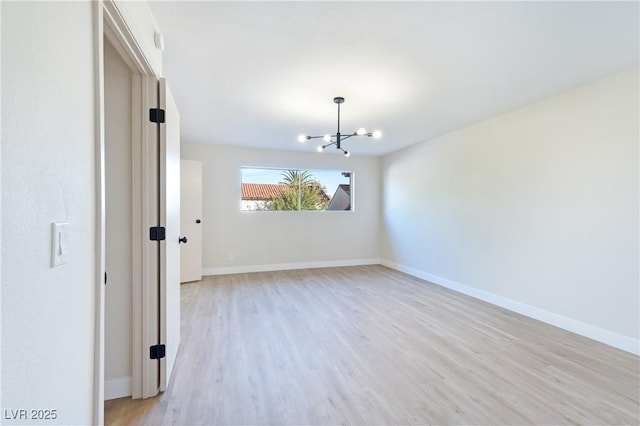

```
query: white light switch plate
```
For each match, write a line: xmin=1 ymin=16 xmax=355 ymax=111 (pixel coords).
xmin=51 ymin=222 xmax=70 ymax=267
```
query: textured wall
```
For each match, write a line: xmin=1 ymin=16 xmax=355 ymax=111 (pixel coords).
xmin=2 ymin=2 xmax=97 ymax=423
xmin=381 ymin=68 xmax=639 ymax=350
xmin=181 ymin=144 xmax=382 ymax=273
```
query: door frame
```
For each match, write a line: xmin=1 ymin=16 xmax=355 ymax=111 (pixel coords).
xmin=94 ymin=1 xmax=159 ymax=422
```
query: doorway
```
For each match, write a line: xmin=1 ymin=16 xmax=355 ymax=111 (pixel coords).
xmin=103 ymin=36 xmax=134 ymax=401
xmin=97 ymin=4 xmax=182 ymax=423
xmin=180 ymin=159 xmax=203 ymax=283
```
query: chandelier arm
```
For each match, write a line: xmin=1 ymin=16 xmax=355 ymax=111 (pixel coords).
xmin=299 ymin=96 xmax=381 ymax=155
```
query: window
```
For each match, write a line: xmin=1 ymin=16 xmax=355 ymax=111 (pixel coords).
xmin=241 ymin=167 xmax=352 ymax=211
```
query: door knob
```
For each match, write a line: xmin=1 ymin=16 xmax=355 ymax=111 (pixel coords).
xmin=179 ymin=236 xmax=188 ymax=244
xmin=196 ymin=219 xmax=201 ymax=224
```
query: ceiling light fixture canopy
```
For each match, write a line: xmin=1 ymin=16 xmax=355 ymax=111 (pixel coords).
xmin=298 ymin=96 xmax=381 ymax=157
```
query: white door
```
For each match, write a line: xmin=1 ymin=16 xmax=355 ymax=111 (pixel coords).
xmin=158 ymin=77 xmax=182 ymax=391
xmin=141 ymin=76 xmax=181 ymax=396
xmin=180 ymin=160 xmax=203 ymax=283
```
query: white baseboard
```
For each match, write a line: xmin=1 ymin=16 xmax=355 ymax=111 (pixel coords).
xmin=380 ymin=260 xmax=640 ymax=356
xmin=105 ymin=377 xmax=132 ymax=400
xmin=202 ymin=258 xmax=381 ymax=276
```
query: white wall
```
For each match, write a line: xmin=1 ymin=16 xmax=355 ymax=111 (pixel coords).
xmin=113 ymin=1 xmax=163 ymax=77
xmin=381 ymin=68 xmax=639 ymax=353
xmin=2 ymin=2 xmax=97 ymax=423
xmin=104 ymin=38 xmax=133 ymax=399
xmin=181 ymin=144 xmax=381 ymax=274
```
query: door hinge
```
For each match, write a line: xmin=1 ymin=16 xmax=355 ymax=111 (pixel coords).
xmin=149 ymin=108 xmax=165 ymax=123
xmin=150 ymin=344 xmax=166 ymax=360
xmin=150 ymin=226 xmax=166 ymax=241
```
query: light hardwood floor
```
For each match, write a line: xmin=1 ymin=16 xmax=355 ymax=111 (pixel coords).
xmin=105 ymin=265 xmax=639 ymax=425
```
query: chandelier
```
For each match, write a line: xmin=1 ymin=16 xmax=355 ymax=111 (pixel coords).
xmin=298 ymin=97 xmax=381 ymax=157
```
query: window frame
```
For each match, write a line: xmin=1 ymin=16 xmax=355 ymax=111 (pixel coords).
xmin=240 ymin=166 xmax=354 ymax=212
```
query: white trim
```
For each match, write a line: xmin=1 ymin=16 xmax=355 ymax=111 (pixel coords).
xmin=103 ymin=1 xmax=155 ymax=76
xmin=202 ymin=258 xmax=639 ymax=355
xmin=141 ymin=75 xmax=160 ymax=398
xmin=104 ymin=377 xmax=132 ymax=400
xmin=93 ymin=2 xmax=106 ymax=424
xmin=202 ymin=258 xmax=381 ymax=276
xmin=130 ymin=74 xmax=143 ymax=399
xmin=381 ymin=260 xmax=640 ymax=356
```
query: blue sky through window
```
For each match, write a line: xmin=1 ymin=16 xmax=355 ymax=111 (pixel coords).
xmin=241 ymin=167 xmax=350 ymax=197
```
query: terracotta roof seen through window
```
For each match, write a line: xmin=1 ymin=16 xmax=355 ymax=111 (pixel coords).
xmin=242 ymin=183 xmax=289 ymax=200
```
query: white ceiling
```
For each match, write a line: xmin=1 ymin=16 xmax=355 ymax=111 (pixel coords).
xmin=149 ymin=1 xmax=639 ymax=156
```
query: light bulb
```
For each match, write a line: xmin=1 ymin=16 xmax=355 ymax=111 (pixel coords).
xmin=298 ymin=134 xmax=307 ymax=143
xmin=372 ymin=130 xmax=382 ymax=138
xmin=356 ymin=128 xmax=366 ymax=136
xmin=344 ymin=150 xmax=350 ymax=157
xmin=323 ymin=134 xmax=331 ymax=142
xmin=317 ymin=145 xmax=325 ymax=152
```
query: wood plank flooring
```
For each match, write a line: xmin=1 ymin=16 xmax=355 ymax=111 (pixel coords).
xmin=105 ymin=265 xmax=640 ymax=425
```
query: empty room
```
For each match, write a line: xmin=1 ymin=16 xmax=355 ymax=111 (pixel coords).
xmin=1 ymin=1 xmax=638 ymax=425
